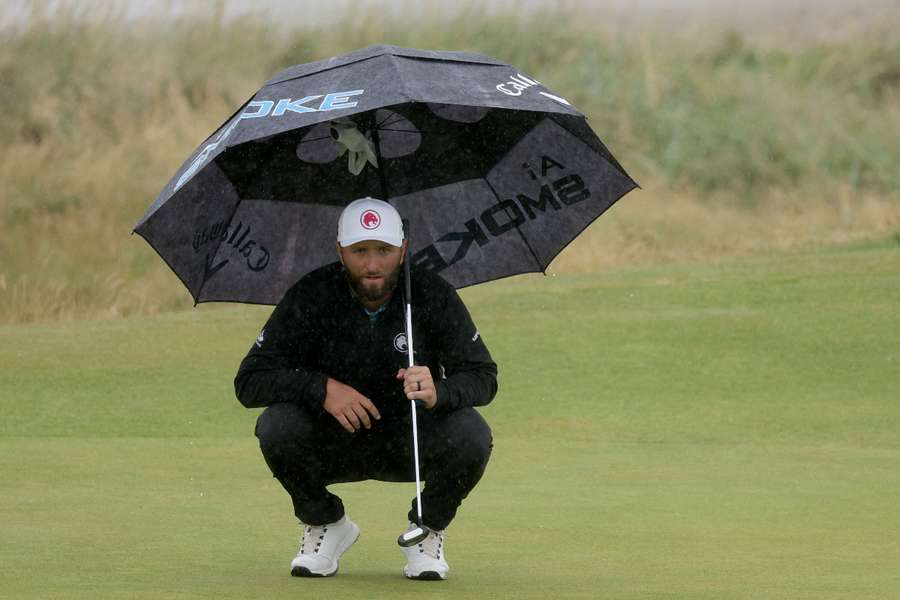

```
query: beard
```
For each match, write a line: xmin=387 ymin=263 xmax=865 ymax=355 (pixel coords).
xmin=345 ymin=261 xmax=402 ymax=305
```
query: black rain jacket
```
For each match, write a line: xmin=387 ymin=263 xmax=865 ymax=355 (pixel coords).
xmin=234 ymin=262 xmax=497 ymax=417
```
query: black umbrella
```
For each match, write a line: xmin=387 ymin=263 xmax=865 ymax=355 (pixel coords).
xmin=133 ymin=44 xmax=638 ymax=546
xmin=133 ymin=44 xmax=637 ymax=305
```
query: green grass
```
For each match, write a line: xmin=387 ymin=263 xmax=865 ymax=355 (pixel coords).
xmin=2 ymin=246 xmax=898 ymax=599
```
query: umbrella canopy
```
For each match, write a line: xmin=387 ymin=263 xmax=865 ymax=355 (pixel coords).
xmin=134 ymin=44 xmax=638 ymax=304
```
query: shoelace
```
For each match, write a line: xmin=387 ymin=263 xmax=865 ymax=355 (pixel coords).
xmin=298 ymin=524 xmax=328 ymax=555
xmin=417 ymin=530 xmax=444 ymax=559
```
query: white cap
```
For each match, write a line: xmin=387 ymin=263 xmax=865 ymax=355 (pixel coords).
xmin=337 ymin=197 xmax=404 ymax=248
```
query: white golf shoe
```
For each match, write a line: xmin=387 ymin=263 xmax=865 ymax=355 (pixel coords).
xmin=401 ymin=524 xmax=449 ymax=580
xmin=290 ymin=515 xmax=360 ymax=577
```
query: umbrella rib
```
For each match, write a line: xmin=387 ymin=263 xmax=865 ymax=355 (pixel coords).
xmin=482 ymin=177 xmax=545 ymax=275
xmin=298 ymin=135 xmax=333 ymax=143
xmin=377 ymin=114 xmax=405 ymax=128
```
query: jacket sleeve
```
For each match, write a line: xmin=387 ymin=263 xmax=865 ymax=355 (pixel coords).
xmin=233 ymin=285 xmax=328 ymax=412
xmin=432 ymin=286 xmax=498 ymax=413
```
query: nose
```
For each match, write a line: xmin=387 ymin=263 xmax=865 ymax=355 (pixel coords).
xmin=364 ymin=254 xmax=380 ymax=273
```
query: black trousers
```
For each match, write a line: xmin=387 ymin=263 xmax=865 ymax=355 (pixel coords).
xmin=254 ymin=403 xmax=493 ymax=531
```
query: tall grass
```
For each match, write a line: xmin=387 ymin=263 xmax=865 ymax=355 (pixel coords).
xmin=1 ymin=1 xmax=899 ymax=323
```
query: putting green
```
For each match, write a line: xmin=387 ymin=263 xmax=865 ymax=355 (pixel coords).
xmin=2 ymin=245 xmax=898 ymax=599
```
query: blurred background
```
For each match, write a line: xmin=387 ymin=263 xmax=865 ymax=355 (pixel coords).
xmin=2 ymin=0 xmax=898 ymax=324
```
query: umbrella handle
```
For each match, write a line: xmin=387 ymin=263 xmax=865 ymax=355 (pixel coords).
xmin=404 ymin=298 xmax=422 ymax=408
xmin=401 ymin=219 xmax=414 ymax=366
xmin=401 ymin=228 xmax=423 ymax=407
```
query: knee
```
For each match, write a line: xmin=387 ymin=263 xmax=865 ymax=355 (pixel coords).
xmin=445 ymin=409 xmax=493 ymax=466
xmin=254 ymin=402 xmax=313 ymax=448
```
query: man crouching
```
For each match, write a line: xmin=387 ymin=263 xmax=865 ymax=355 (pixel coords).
xmin=234 ymin=197 xmax=497 ymax=580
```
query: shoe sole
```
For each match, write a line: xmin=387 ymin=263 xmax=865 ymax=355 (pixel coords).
xmin=291 ymin=529 xmax=360 ymax=578
xmin=291 ymin=566 xmax=330 ymax=578
xmin=404 ymin=570 xmax=446 ymax=581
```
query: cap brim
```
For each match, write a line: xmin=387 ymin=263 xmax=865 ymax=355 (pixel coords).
xmin=338 ymin=234 xmax=404 ymax=248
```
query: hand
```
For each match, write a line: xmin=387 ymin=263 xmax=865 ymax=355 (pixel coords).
xmin=396 ymin=366 xmax=437 ymax=410
xmin=324 ymin=378 xmax=381 ymax=433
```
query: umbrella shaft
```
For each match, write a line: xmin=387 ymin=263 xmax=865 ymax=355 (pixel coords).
xmin=405 ymin=302 xmax=415 ymax=367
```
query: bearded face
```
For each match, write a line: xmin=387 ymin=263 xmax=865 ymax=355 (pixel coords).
xmin=346 ymin=258 xmax=402 ymax=304
xmin=337 ymin=240 xmax=406 ymax=308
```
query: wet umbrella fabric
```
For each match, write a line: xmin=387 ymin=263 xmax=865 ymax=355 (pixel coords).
xmin=134 ymin=44 xmax=638 ymax=305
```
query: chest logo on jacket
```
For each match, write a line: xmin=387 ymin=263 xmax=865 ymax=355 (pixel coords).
xmin=393 ymin=332 xmax=408 ymax=353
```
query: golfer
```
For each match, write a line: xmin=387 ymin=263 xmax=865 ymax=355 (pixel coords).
xmin=234 ymin=197 xmax=497 ymax=580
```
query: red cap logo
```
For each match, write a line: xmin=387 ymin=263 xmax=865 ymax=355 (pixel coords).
xmin=361 ymin=210 xmax=381 ymax=230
